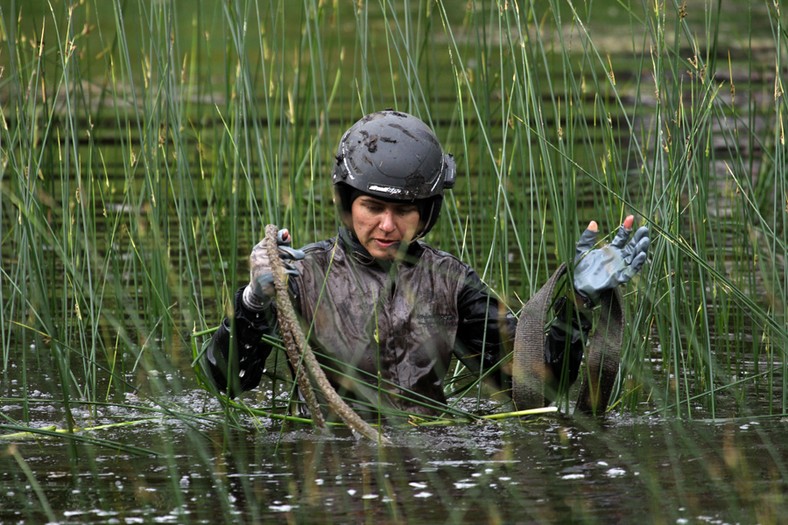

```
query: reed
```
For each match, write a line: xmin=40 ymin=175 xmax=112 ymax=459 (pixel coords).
xmin=0 ymin=0 xmax=783 ymax=430
xmin=0 ymin=0 xmax=786 ymax=522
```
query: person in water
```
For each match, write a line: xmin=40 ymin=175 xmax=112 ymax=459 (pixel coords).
xmin=203 ymin=110 xmax=650 ymax=418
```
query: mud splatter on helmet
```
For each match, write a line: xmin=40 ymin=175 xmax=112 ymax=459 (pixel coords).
xmin=332 ymin=110 xmax=456 ymax=239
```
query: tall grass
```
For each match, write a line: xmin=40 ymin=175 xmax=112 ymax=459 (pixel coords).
xmin=0 ymin=0 xmax=784 ymax=421
xmin=0 ymin=0 xmax=786 ymax=521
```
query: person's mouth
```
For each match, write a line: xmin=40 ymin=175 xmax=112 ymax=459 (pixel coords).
xmin=374 ymin=238 xmax=399 ymax=249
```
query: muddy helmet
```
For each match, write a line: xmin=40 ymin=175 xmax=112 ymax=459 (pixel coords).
xmin=332 ymin=110 xmax=456 ymax=239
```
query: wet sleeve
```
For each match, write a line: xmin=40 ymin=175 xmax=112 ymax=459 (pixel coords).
xmin=203 ymin=287 xmax=278 ymax=397
xmin=454 ymin=269 xmax=517 ymax=391
xmin=454 ymin=268 xmax=593 ymax=395
xmin=543 ymin=295 xmax=592 ymax=388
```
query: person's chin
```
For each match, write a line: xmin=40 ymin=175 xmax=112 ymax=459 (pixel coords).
xmin=369 ymin=242 xmax=401 ymax=260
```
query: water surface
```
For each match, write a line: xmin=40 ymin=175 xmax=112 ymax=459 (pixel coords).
xmin=2 ymin=387 xmax=785 ymax=524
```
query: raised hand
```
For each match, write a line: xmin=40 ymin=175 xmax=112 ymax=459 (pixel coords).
xmin=573 ymin=215 xmax=650 ymax=304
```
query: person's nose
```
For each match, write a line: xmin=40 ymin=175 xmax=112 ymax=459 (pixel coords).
xmin=378 ymin=209 xmax=396 ymax=232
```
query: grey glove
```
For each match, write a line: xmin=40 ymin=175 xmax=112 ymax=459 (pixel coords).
xmin=573 ymin=218 xmax=650 ymax=304
xmin=241 ymin=229 xmax=305 ymax=311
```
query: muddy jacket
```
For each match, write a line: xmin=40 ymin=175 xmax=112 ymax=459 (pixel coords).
xmin=204 ymin=228 xmax=585 ymax=416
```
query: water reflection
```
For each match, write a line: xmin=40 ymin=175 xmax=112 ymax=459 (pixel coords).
xmin=3 ymin=390 xmax=782 ymax=524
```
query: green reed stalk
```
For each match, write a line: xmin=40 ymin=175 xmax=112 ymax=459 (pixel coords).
xmin=8 ymin=445 xmax=56 ymax=522
xmin=480 ymin=0 xmax=782 ymax=416
xmin=766 ymin=0 xmax=787 ymax=411
xmin=0 ymin=0 xmax=782 ymax=434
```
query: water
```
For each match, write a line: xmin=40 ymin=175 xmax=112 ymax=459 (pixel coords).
xmin=2 ymin=387 xmax=785 ymax=523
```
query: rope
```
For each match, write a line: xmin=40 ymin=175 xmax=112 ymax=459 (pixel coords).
xmin=263 ymin=224 xmax=391 ymax=444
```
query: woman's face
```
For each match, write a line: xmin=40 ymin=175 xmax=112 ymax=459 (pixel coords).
xmin=351 ymin=195 xmax=421 ymax=260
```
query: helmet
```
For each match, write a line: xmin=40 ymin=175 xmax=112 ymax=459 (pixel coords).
xmin=332 ymin=110 xmax=456 ymax=238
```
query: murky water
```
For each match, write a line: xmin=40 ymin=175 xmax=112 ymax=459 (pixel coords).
xmin=2 ymin=386 xmax=785 ymax=524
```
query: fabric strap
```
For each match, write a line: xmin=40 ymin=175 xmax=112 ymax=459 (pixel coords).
xmin=512 ymin=263 xmax=625 ymax=416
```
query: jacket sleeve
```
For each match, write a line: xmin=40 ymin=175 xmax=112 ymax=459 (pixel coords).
xmin=543 ymin=294 xmax=592 ymax=389
xmin=454 ymin=268 xmax=592 ymax=394
xmin=454 ymin=268 xmax=517 ymax=390
xmin=202 ymin=287 xmax=278 ymax=397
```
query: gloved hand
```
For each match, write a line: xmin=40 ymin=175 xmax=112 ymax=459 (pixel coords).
xmin=241 ymin=229 xmax=305 ymax=311
xmin=573 ymin=215 xmax=650 ymax=304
